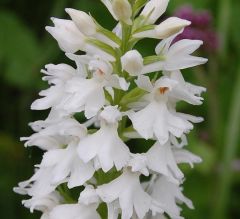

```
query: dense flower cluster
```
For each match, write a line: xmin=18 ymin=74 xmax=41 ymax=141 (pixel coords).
xmin=15 ymin=0 xmax=207 ymax=219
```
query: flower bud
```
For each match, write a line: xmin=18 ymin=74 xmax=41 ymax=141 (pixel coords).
xmin=65 ymin=8 xmax=96 ymax=36
xmin=121 ymin=50 xmax=143 ymax=76
xmin=112 ymin=0 xmax=132 ymax=25
xmin=155 ymin=17 xmax=191 ymax=39
xmin=141 ymin=0 xmax=169 ymax=24
xmin=46 ymin=18 xmax=86 ymax=53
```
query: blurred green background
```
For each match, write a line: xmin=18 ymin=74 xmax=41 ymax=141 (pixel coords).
xmin=0 ymin=0 xmax=239 ymax=218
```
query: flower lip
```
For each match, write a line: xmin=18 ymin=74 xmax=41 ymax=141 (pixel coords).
xmin=96 ymin=69 xmax=104 ymax=76
xmin=159 ymin=87 xmax=169 ymax=95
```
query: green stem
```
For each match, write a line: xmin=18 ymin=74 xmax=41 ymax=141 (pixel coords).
xmin=208 ymin=56 xmax=221 ymax=146
xmin=193 ymin=65 xmax=220 ymax=145
xmin=121 ymin=22 xmax=132 ymax=54
xmin=113 ymin=22 xmax=133 ymax=105
xmin=217 ymin=0 xmax=231 ymax=57
xmin=58 ymin=184 xmax=76 ymax=204
xmin=212 ymin=65 xmax=240 ymax=219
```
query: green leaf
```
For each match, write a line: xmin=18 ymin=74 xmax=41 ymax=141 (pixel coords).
xmin=0 ymin=10 xmax=42 ymax=89
xmin=86 ymin=38 xmax=117 ymax=61
xmin=119 ymin=87 xmax=147 ymax=109
xmin=143 ymin=55 xmax=165 ymax=65
xmin=97 ymin=26 xmax=122 ymax=45
xmin=94 ymin=168 xmax=121 ymax=185
xmin=132 ymin=23 xmax=155 ymax=35
xmin=97 ymin=203 xmax=108 ymax=219
xmin=95 ymin=20 xmax=121 ymax=44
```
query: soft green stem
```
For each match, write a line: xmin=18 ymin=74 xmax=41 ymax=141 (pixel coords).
xmin=217 ymin=0 xmax=231 ymax=56
xmin=193 ymin=65 xmax=220 ymax=145
xmin=58 ymin=184 xmax=76 ymax=204
xmin=208 ymin=56 xmax=221 ymax=146
xmin=121 ymin=22 xmax=132 ymax=53
xmin=213 ymin=65 xmax=240 ymax=219
xmin=113 ymin=22 xmax=133 ymax=106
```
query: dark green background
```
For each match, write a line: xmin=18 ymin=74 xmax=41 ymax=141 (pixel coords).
xmin=0 ymin=0 xmax=239 ymax=218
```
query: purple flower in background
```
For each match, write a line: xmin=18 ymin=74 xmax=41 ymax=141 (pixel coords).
xmin=174 ymin=5 xmax=219 ymax=53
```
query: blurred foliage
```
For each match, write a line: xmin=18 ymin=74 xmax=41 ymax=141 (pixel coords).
xmin=0 ymin=0 xmax=239 ymax=219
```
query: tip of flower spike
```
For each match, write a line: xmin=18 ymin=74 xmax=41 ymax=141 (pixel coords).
xmin=65 ymin=8 xmax=73 ymax=13
xmin=197 ymin=40 xmax=204 ymax=45
xmin=65 ymin=8 xmax=80 ymax=17
xmin=45 ymin=26 xmax=53 ymax=33
xmin=50 ymin=17 xmax=56 ymax=22
xmin=20 ymin=137 xmax=28 ymax=142
xmin=13 ymin=187 xmax=27 ymax=195
xmin=196 ymin=117 xmax=204 ymax=123
xmin=202 ymin=58 xmax=208 ymax=63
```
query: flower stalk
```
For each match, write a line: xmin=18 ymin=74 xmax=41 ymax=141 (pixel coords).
xmin=15 ymin=1 xmax=207 ymax=219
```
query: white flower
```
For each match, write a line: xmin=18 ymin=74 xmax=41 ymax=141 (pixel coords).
xmin=142 ymin=35 xmax=208 ymax=73
xmin=145 ymin=141 xmax=198 ymax=182
xmin=46 ymin=18 xmax=116 ymax=61
xmin=46 ymin=18 xmax=86 ymax=53
xmin=134 ymin=17 xmax=191 ymax=39
xmin=39 ymin=141 xmax=95 ymax=189
xmin=148 ymin=176 xmax=193 ymax=219
xmin=21 ymin=192 xmax=62 ymax=219
xmin=121 ymin=50 xmax=144 ymax=76
xmin=78 ymin=106 xmax=130 ymax=172
xmin=21 ymin=115 xmax=87 ymax=150
xmin=59 ymin=58 xmax=129 ymax=118
xmin=165 ymin=70 xmax=206 ymax=105
xmin=65 ymin=8 xmax=96 ymax=36
xmin=173 ymin=148 xmax=202 ymax=168
xmin=129 ymin=140 xmax=201 ymax=184
xmin=129 ymin=76 xmax=200 ymax=144
xmin=129 ymin=142 xmax=183 ymax=183
xmin=59 ymin=76 xmax=105 ymax=118
xmin=31 ymin=64 xmax=77 ymax=111
xmin=16 ymin=141 xmax=95 ymax=197
xmin=16 ymin=1 xmax=207 ymax=218
xmin=101 ymin=0 xmax=132 ymax=25
xmin=65 ymin=8 xmax=119 ymax=48
xmin=49 ymin=204 xmax=100 ymax=219
xmin=41 ymin=63 xmax=77 ymax=84
xmin=96 ymin=169 xmax=163 ymax=219
xmin=15 ymin=167 xmax=58 ymax=197
xmin=141 ymin=0 xmax=169 ymax=24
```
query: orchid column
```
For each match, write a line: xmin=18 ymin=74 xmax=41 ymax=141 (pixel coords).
xmin=15 ymin=0 xmax=207 ymax=219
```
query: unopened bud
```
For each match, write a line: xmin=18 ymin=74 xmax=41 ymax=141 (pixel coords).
xmin=46 ymin=18 xmax=86 ymax=53
xmin=141 ymin=0 xmax=169 ymax=24
xmin=112 ymin=0 xmax=132 ymax=25
xmin=155 ymin=17 xmax=191 ymax=39
xmin=65 ymin=8 xmax=96 ymax=36
xmin=121 ymin=50 xmax=143 ymax=76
